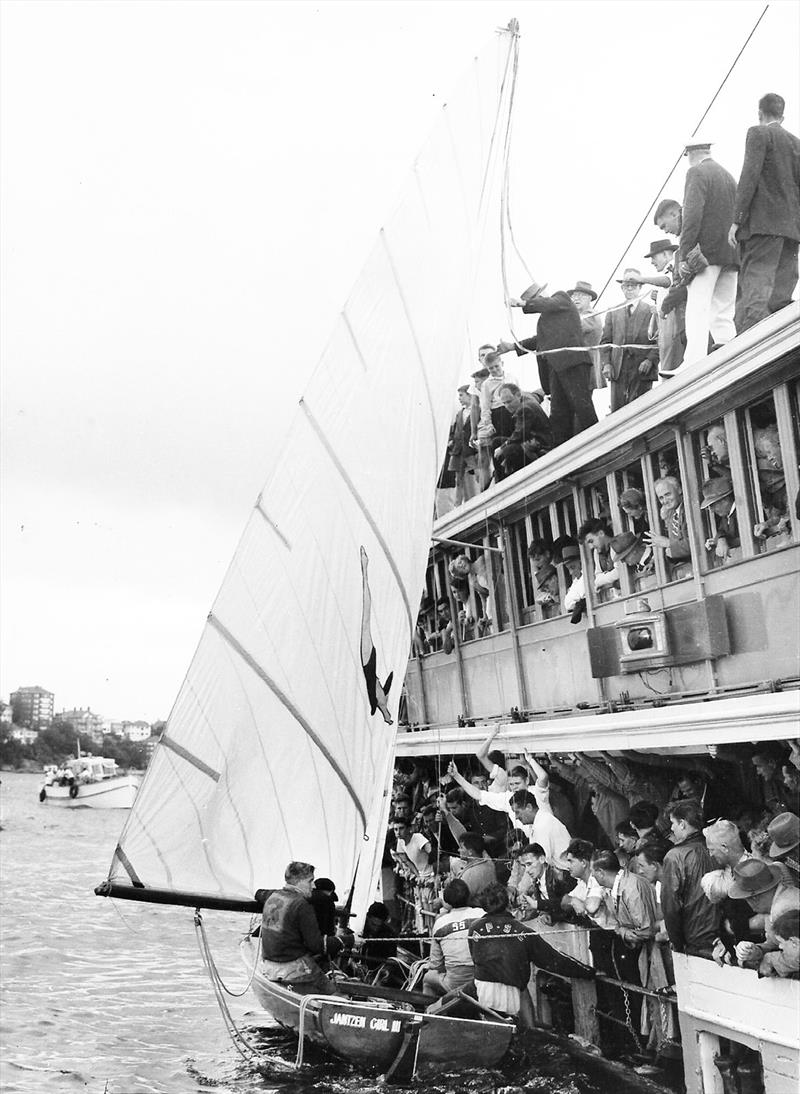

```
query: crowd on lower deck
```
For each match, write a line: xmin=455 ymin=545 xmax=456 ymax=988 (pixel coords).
xmin=376 ymin=732 xmax=800 ymax=1070
xmin=438 ymin=93 xmax=799 ymax=512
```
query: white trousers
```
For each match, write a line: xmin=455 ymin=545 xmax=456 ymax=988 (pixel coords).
xmin=683 ymin=265 xmax=738 ymax=366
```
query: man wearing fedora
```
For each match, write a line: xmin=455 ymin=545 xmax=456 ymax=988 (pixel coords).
xmin=700 ymin=472 xmax=739 ymax=562
xmin=609 ymin=531 xmax=654 ymax=575
xmin=599 ymin=269 xmax=659 ymax=412
xmin=729 ymin=93 xmax=800 ymax=333
xmin=499 ymin=281 xmax=598 ymax=446
xmin=568 ymin=280 xmax=604 ymax=388
xmin=656 ymin=140 xmax=738 ymax=370
xmin=728 ymin=856 xmax=800 ymax=976
xmin=767 ymin=812 xmax=800 ymax=884
xmin=629 ymin=240 xmax=686 ymax=373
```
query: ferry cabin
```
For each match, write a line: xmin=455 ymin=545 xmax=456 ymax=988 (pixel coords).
xmin=395 ymin=304 xmax=800 ymax=1094
xmin=401 ymin=304 xmax=799 ymax=749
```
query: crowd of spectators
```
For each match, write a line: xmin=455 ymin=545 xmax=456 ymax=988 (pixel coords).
xmin=378 ymin=730 xmax=800 ymax=1069
xmin=437 ymin=93 xmax=799 ymax=511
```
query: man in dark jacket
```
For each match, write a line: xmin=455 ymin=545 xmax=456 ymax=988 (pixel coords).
xmin=260 ymin=860 xmax=333 ymax=994
xmin=730 ymin=92 xmax=800 ymax=332
xmin=600 ymin=268 xmax=659 ymax=411
xmin=499 ymin=281 xmax=598 ymax=446
xmin=662 ymin=800 xmax=719 ymax=958
xmin=492 ymin=382 xmax=553 ymax=477
xmin=656 ymin=141 xmax=738 ymax=369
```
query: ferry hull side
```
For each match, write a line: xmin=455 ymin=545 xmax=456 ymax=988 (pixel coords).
xmin=673 ymin=953 xmax=800 ymax=1094
xmin=39 ymin=776 xmax=140 ymax=809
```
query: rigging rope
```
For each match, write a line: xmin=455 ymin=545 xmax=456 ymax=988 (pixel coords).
xmin=593 ymin=2 xmax=771 ymax=307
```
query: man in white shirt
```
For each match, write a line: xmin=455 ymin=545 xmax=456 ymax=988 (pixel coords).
xmin=510 ymin=790 xmax=571 ymax=864
xmin=562 ymin=838 xmax=613 ymax=927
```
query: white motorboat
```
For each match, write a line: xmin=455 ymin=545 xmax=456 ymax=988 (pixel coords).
xmin=39 ymin=755 xmax=140 ymax=808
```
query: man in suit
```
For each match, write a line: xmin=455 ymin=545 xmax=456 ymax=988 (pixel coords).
xmin=448 ymin=384 xmax=477 ymax=506
xmin=730 ymin=92 xmax=800 ymax=332
xmin=516 ymin=842 xmax=577 ymax=923
xmin=600 ymin=268 xmax=659 ymax=411
xmin=655 ymin=140 xmax=738 ymax=370
xmin=498 ymin=281 xmax=598 ymax=446
xmin=569 ymin=280 xmax=604 ymax=388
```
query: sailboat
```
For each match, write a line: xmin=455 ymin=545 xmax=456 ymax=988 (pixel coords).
xmin=96 ymin=20 xmax=527 ymax=1077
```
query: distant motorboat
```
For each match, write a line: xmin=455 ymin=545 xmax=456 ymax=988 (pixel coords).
xmin=39 ymin=755 xmax=140 ymax=808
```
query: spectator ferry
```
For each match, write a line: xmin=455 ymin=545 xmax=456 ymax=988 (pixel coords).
xmin=395 ymin=301 xmax=800 ymax=1093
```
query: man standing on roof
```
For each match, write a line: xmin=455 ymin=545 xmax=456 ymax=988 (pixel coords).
xmin=730 ymin=93 xmax=800 ymax=333
xmin=654 ymin=139 xmax=738 ymax=371
xmin=569 ymin=280 xmax=604 ymax=389
xmin=629 ymin=239 xmax=685 ymax=373
xmin=599 ymin=268 xmax=659 ymax=411
xmin=498 ymin=280 xmax=598 ymax=446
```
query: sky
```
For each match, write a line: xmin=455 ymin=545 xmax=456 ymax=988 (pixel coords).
xmin=2 ymin=0 xmax=798 ymax=722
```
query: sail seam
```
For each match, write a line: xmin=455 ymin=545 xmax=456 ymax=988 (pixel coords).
xmin=342 ymin=309 xmax=369 ymax=372
xmin=299 ymin=398 xmax=414 ymax=634
xmin=255 ymin=496 xmax=291 ymax=551
xmin=114 ymin=844 xmax=144 ymax=887
xmin=208 ymin=612 xmax=368 ymax=829
xmin=160 ymin=735 xmax=221 ymax=781
xmin=379 ymin=229 xmax=439 ymax=460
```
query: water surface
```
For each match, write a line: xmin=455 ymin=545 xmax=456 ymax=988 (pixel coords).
xmin=1 ymin=772 xmax=609 ymax=1094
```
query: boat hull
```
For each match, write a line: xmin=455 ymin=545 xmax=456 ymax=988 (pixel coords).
xmin=39 ymin=775 xmax=140 ymax=808
xmin=244 ymin=941 xmax=514 ymax=1071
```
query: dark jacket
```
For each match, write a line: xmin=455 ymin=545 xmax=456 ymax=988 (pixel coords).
xmin=680 ymin=158 xmax=739 ymax=268
xmin=261 ymin=886 xmax=324 ymax=962
xmin=468 ymin=912 xmax=539 ymax=989
xmin=734 ymin=123 xmax=800 ymax=242
xmin=528 ymin=865 xmax=578 ymax=923
xmin=600 ymin=299 xmax=659 ymax=380
xmin=501 ymin=392 xmax=553 ymax=454
xmin=448 ymin=408 xmax=473 ymax=472
xmin=661 ymin=832 xmax=719 ymax=955
xmin=519 ymin=291 xmax=593 ymax=382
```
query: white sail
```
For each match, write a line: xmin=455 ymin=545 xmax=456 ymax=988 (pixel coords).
xmin=106 ymin=25 xmax=519 ymax=907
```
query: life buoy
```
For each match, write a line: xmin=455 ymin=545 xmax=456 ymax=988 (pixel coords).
xmin=69 ymin=783 xmax=79 ymax=799
xmin=39 ymin=787 xmax=47 ymax=802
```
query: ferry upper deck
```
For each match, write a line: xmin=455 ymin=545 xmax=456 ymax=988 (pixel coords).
xmin=399 ymin=303 xmax=800 ymax=756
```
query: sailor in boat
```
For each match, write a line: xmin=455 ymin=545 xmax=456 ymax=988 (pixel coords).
xmin=259 ymin=861 xmax=337 ymax=996
xmin=421 ymin=878 xmax=483 ymax=1001
xmin=467 ymin=882 xmax=542 ymax=1029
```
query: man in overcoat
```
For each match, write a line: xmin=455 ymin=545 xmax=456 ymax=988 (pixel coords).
xmin=730 ymin=92 xmax=800 ymax=332
xmin=600 ymin=268 xmax=659 ymax=411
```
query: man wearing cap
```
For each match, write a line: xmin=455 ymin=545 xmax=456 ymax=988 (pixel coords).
xmin=630 ymin=240 xmax=686 ymax=373
xmin=499 ymin=281 xmax=598 ymax=446
xmin=569 ymin=280 xmax=604 ymax=388
xmin=666 ymin=141 xmax=738 ymax=369
xmin=599 ymin=269 xmax=659 ymax=412
xmin=729 ymin=93 xmax=800 ymax=333
xmin=700 ymin=472 xmax=739 ymax=562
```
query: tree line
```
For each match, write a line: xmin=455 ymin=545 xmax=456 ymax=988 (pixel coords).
xmin=0 ymin=719 xmax=163 ymax=770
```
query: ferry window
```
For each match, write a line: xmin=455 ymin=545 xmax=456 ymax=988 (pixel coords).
xmin=580 ymin=482 xmax=620 ymax=604
xmin=613 ymin=464 xmax=656 ymax=590
xmin=645 ymin=449 xmax=692 ymax=582
xmin=694 ymin=421 xmax=743 ymax=569
xmin=507 ymin=517 xmax=534 ymax=619
xmin=446 ymin=540 xmax=502 ymax=640
xmin=781 ymin=379 xmax=800 ymax=540
xmin=740 ymin=394 xmax=791 ymax=553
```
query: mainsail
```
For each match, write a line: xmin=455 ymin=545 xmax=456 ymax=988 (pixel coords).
xmin=101 ymin=24 xmax=520 ymax=911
